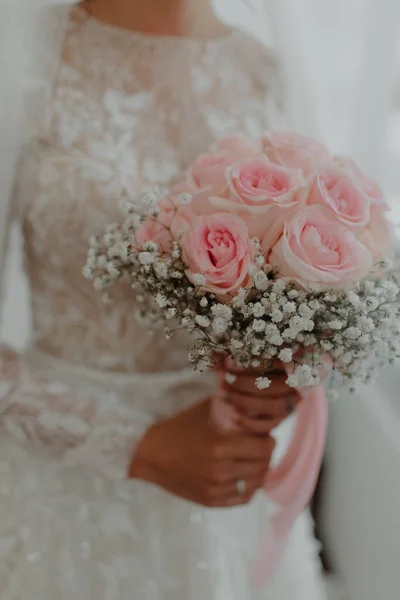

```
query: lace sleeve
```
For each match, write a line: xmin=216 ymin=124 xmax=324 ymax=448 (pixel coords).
xmin=0 ymin=347 xmax=152 ymax=481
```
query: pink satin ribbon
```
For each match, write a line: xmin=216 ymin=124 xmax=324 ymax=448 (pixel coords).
xmin=212 ymin=376 xmax=328 ymax=585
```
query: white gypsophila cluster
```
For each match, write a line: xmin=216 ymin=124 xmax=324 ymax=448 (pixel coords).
xmin=84 ymin=198 xmax=400 ymax=392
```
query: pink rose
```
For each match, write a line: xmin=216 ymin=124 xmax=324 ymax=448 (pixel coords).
xmin=170 ymin=188 xmax=216 ymax=239
xmin=262 ymin=130 xmax=332 ymax=178
xmin=226 ymin=156 xmax=305 ymax=212
xmin=334 ymin=156 xmax=389 ymax=209
xmin=269 ymin=205 xmax=373 ymax=289
xmin=135 ymin=218 xmax=172 ymax=253
xmin=181 ymin=212 xmax=255 ymax=294
xmin=134 ymin=196 xmax=175 ymax=252
xmin=358 ymin=204 xmax=394 ymax=261
xmin=307 ymin=166 xmax=370 ymax=228
xmin=187 ymin=153 xmax=233 ymax=192
xmin=211 ymin=133 xmax=262 ymax=160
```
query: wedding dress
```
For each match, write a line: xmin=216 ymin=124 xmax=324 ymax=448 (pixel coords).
xmin=0 ymin=7 xmax=327 ymax=599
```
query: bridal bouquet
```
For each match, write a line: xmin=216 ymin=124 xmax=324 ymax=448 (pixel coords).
xmin=84 ymin=130 xmax=400 ymax=582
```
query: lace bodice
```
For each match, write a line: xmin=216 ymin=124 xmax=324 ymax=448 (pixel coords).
xmin=0 ymin=6 xmax=285 ymax=480
xmin=16 ymin=6 xmax=283 ymax=373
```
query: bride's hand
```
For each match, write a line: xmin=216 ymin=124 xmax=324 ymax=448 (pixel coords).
xmin=223 ymin=367 xmax=299 ymax=434
xmin=129 ymin=399 xmax=274 ymax=507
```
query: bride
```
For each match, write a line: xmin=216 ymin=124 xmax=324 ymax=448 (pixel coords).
xmin=0 ymin=0 xmax=327 ymax=598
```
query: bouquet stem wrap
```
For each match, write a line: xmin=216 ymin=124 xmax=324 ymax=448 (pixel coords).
xmin=212 ymin=376 xmax=328 ymax=585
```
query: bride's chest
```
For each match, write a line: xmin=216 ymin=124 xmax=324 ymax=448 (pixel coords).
xmin=17 ymin=54 xmax=272 ymax=263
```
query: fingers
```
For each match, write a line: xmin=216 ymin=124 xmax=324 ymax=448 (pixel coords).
xmin=206 ymin=460 xmax=268 ymax=485
xmin=200 ymin=476 xmax=264 ymax=508
xmin=226 ymin=391 xmax=298 ymax=419
xmin=237 ymin=414 xmax=284 ymax=434
xmin=219 ymin=433 xmax=275 ymax=463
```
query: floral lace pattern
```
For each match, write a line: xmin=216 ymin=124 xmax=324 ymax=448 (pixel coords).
xmin=0 ymin=7 xmax=326 ymax=599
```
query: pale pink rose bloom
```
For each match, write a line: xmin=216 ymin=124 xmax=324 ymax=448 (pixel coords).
xmin=262 ymin=130 xmax=332 ymax=178
xmin=170 ymin=188 xmax=217 ymax=239
xmin=226 ymin=156 xmax=305 ymax=212
xmin=181 ymin=212 xmax=255 ymax=294
xmin=307 ymin=166 xmax=370 ymax=228
xmin=269 ymin=205 xmax=373 ymax=290
xmin=334 ymin=155 xmax=389 ymax=209
xmin=187 ymin=153 xmax=234 ymax=192
xmin=135 ymin=218 xmax=172 ymax=253
xmin=211 ymin=133 xmax=262 ymax=160
xmin=259 ymin=205 xmax=299 ymax=256
xmin=357 ymin=204 xmax=394 ymax=261
xmin=169 ymin=180 xmax=190 ymax=197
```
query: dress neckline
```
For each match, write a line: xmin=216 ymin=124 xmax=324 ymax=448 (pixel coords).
xmin=73 ymin=5 xmax=239 ymax=47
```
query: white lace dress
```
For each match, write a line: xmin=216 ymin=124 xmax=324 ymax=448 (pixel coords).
xmin=0 ymin=8 xmax=327 ymax=599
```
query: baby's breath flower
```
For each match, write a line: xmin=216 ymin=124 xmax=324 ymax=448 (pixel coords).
xmin=82 ymin=266 xmax=93 ymax=279
xmin=365 ymin=297 xmax=379 ymax=311
xmin=286 ymin=364 xmax=319 ymax=388
xmin=142 ymin=190 xmax=161 ymax=206
xmin=282 ymin=302 xmax=296 ymax=314
xmin=229 ymin=339 xmax=244 ymax=351
xmin=211 ymin=304 xmax=233 ymax=321
xmin=255 ymin=376 xmax=271 ymax=390
xmin=265 ymin=324 xmax=284 ymax=346
xmin=320 ymin=340 xmax=333 ymax=351
xmin=254 ymin=271 xmax=269 ymax=291
xmin=271 ymin=309 xmax=283 ymax=323
xmin=195 ymin=315 xmax=211 ymax=328
xmin=171 ymin=270 xmax=184 ymax=279
xmin=328 ymin=319 xmax=344 ymax=330
xmin=154 ymin=260 xmax=169 ymax=278
xmin=93 ymin=277 xmax=106 ymax=291
xmin=107 ymin=263 xmax=120 ymax=278
xmin=138 ymin=252 xmax=155 ymax=265
xmin=142 ymin=241 xmax=159 ymax=252
xmin=278 ymin=348 xmax=293 ymax=363
xmin=346 ymin=291 xmax=361 ymax=307
xmin=212 ymin=317 xmax=229 ymax=335
xmin=252 ymin=319 xmax=266 ymax=332
xmin=191 ymin=273 xmax=206 ymax=286
xmin=288 ymin=289 xmax=299 ymax=299
xmin=344 ymin=327 xmax=361 ymax=340
xmin=252 ymin=302 xmax=265 ymax=318
xmin=248 ymin=264 xmax=260 ymax=277
xmin=255 ymin=255 xmax=265 ymax=266
xmin=200 ymin=297 xmax=208 ymax=308
xmin=273 ymin=279 xmax=286 ymax=293
xmin=178 ymin=193 xmax=193 ymax=204
xmin=308 ymin=299 xmax=321 ymax=311
xmin=133 ymin=215 xmax=142 ymax=229
xmin=156 ymin=293 xmax=169 ymax=308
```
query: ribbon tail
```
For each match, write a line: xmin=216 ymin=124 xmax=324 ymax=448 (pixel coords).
xmin=251 ymin=385 xmax=328 ymax=585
